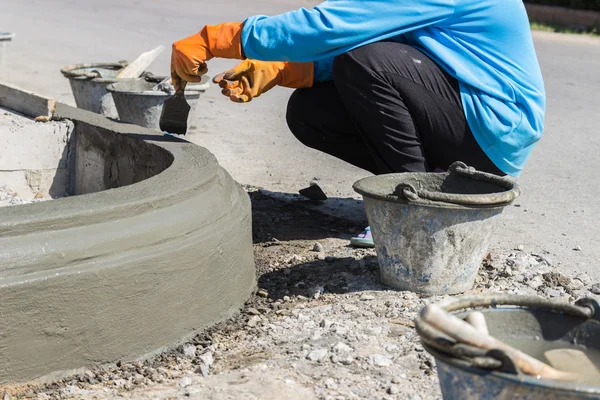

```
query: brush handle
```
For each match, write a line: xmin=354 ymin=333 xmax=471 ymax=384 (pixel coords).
xmin=421 ymin=305 xmax=579 ymax=381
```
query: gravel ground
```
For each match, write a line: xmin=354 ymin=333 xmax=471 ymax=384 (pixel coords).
xmin=0 ymin=185 xmax=46 ymax=206
xmin=2 ymin=188 xmax=599 ymax=400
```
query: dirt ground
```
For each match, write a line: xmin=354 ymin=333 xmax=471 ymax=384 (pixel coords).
xmin=2 ymin=188 xmax=599 ymax=400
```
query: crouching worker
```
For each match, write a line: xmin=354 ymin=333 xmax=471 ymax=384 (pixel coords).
xmin=170 ymin=0 xmax=545 ymax=248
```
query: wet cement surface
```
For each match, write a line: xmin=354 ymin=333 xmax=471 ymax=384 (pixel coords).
xmin=0 ymin=104 xmax=256 ymax=384
xmin=1 ymin=1 xmax=599 ymax=282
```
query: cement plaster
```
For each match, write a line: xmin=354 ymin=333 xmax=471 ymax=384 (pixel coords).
xmin=0 ymin=103 xmax=256 ymax=384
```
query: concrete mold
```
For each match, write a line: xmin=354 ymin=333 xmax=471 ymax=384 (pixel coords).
xmin=0 ymin=103 xmax=256 ymax=384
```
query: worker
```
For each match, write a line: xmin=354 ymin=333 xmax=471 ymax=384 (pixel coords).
xmin=170 ymin=0 xmax=545 ymax=248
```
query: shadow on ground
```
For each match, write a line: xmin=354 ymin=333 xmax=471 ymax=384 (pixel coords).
xmin=248 ymin=189 xmax=389 ymax=300
xmin=249 ymin=189 xmax=366 ymax=243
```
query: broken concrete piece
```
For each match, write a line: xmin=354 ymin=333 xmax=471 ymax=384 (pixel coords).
xmin=299 ymin=182 xmax=328 ymax=201
xmin=0 ymin=82 xmax=56 ymax=120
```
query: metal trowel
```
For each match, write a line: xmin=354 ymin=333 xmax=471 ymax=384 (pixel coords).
xmin=159 ymin=80 xmax=190 ymax=135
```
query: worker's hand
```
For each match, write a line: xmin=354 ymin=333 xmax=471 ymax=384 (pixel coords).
xmin=171 ymin=22 xmax=244 ymax=91
xmin=213 ymin=59 xmax=314 ymax=103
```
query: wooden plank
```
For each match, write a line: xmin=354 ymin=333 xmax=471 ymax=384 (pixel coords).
xmin=116 ymin=45 xmax=165 ymax=79
xmin=0 ymin=82 xmax=56 ymax=119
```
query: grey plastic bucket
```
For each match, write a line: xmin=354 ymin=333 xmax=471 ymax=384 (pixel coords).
xmin=415 ymin=293 xmax=600 ymax=399
xmin=0 ymin=32 xmax=15 ymax=77
xmin=353 ymin=161 xmax=520 ymax=295
xmin=61 ymin=62 xmax=135 ymax=119
xmin=106 ymin=76 xmax=209 ymax=131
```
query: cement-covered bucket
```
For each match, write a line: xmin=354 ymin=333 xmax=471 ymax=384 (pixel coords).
xmin=0 ymin=32 xmax=16 ymax=77
xmin=106 ymin=76 xmax=209 ymax=131
xmin=415 ymin=293 xmax=600 ymax=399
xmin=61 ymin=62 xmax=132 ymax=119
xmin=353 ymin=161 xmax=520 ymax=295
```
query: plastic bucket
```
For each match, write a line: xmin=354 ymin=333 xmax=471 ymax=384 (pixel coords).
xmin=0 ymin=32 xmax=16 ymax=77
xmin=353 ymin=162 xmax=520 ymax=295
xmin=60 ymin=62 xmax=138 ymax=119
xmin=106 ymin=76 xmax=209 ymax=130
xmin=415 ymin=294 xmax=600 ymax=399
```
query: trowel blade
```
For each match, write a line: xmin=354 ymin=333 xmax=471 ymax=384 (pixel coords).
xmin=159 ymin=90 xmax=190 ymax=135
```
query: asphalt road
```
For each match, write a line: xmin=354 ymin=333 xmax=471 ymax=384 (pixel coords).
xmin=1 ymin=0 xmax=599 ymax=280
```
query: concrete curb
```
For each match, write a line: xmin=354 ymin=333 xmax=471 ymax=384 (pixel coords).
xmin=0 ymin=104 xmax=256 ymax=384
xmin=526 ymin=3 xmax=600 ymax=30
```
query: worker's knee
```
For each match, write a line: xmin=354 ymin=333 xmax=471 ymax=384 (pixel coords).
xmin=286 ymin=89 xmax=317 ymax=146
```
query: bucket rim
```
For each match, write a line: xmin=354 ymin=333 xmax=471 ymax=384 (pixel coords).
xmin=106 ymin=76 xmax=210 ymax=95
xmin=60 ymin=62 xmax=128 ymax=81
xmin=353 ymin=162 xmax=520 ymax=208
xmin=0 ymin=32 xmax=16 ymax=41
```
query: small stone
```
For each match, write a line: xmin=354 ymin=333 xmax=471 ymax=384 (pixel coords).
xmin=198 ymin=351 xmax=214 ymax=367
xmin=150 ymin=372 xmax=163 ymax=383
xmin=360 ymin=293 xmax=375 ymax=301
xmin=283 ymin=296 xmax=291 ymax=302
xmin=307 ymin=349 xmax=328 ymax=362
xmin=567 ymin=278 xmax=585 ymax=291
xmin=320 ymin=319 xmax=333 ymax=329
xmin=179 ymin=376 xmax=193 ymax=388
xmin=2 ymin=392 xmax=10 ymax=400
xmin=312 ymin=243 xmax=324 ymax=252
xmin=391 ymin=376 xmax=404 ymax=384
xmin=307 ymin=286 xmax=325 ymax=299
xmin=574 ymin=246 xmax=582 ymax=251
xmin=335 ymin=326 xmax=349 ymax=336
xmin=337 ymin=355 xmax=354 ymax=365
xmin=285 ymin=254 xmax=303 ymax=264
xmin=385 ymin=344 xmax=399 ymax=352
xmin=547 ymin=288 xmax=562 ymax=297
xmin=283 ymin=269 xmax=292 ymax=275
xmin=324 ymin=256 xmax=337 ymax=263
xmin=590 ymin=284 xmax=600 ymax=295
xmin=388 ymin=385 xmax=400 ymax=395
xmin=576 ymin=273 xmax=592 ymax=286
xmin=388 ymin=325 xmax=407 ymax=337
xmin=333 ymin=342 xmax=353 ymax=354
xmin=368 ymin=354 xmax=393 ymax=367
xmin=527 ymin=275 xmax=544 ymax=289
xmin=324 ymin=378 xmax=337 ymax=389
xmin=257 ymin=289 xmax=269 ymax=298
xmin=113 ymin=379 xmax=128 ymax=388
xmin=538 ymin=255 xmax=553 ymax=266
xmin=317 ymin=253 xmax=327 ymax=261
xmin=196 ymin=364 xmax=210 ymax=377
xmin=247 ymin=308 xmax=261 ymax=315
xmin=517 ymin=245 xmax=525 ymax=251
xmin=247 ymin=315 xmax=262 ymax=327
xmin=182 ymin=344 xmax=197 ymax=358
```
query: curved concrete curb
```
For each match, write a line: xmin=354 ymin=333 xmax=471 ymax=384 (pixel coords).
xmin=0 ymin=104 xmax=256 ymax=384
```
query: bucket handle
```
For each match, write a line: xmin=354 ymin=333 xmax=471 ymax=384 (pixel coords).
xmin=398 ymin=161 xmax=521 ymax=206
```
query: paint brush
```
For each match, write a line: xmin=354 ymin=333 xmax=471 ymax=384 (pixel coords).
xmin=159 ymin=80 xmax=190 ymax=135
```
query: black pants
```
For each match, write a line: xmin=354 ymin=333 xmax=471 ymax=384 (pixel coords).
xmin=286 ymin=42 xmax=503 ymax=175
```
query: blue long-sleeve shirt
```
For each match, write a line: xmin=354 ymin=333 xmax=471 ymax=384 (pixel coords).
xmin=240 ymin=0 xmax=545 ymax=177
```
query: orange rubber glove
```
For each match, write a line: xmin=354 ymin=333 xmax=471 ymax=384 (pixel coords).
xmin=171 ymin=22 xmax=244 ymax=90
xmin=213 ymin=59 xmax=314 ymax=103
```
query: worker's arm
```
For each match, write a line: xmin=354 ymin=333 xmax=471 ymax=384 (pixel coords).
xmin=241 ymin=0 xmax=455 ymax=82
